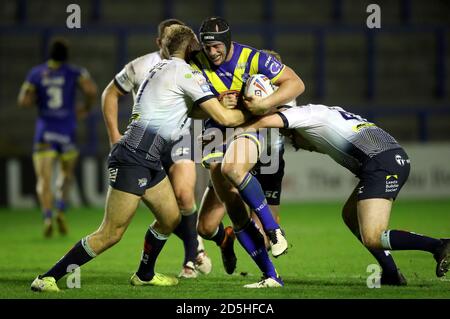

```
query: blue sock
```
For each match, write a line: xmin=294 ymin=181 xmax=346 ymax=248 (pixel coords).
xmin=136 ymin=226 xmax=168 ymax=281
xmin=382 ymin=230 xmax=442 ymax=253
xmin=56 ymin=200 xmax=67 ymax=213
xmin=173 ymin=211 xmax=199 ymax=265
xmin=235 ymin=220 xmax=278 ymax=279
xmin=43 ymin=209 xmax=52 ymax=220
xmin=42 ymin=237 xmax=96 ymax=281
xmin=237 ymin=173 xmax=279 ymax=232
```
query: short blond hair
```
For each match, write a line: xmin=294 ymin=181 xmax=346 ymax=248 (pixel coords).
xmin=162 ymin=25 xmax=198 ymax=57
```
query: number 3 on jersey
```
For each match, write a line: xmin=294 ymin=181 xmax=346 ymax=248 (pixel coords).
xmin=46 ymin=86 xmax=63 ymax=109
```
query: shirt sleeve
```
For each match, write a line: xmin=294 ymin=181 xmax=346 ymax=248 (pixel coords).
xmin=78 ymin=67 xmax=91 ymax=79
xmin=114 ymin=62 xmax=135 ymax=94
xmin=279 ymin=106 xmax=312 ymax=129
xmin=177 ymin=64 xmax=215 ymax=107
xmin=250 ymin=50 xmax=286 ymax=83
xmin=24 ymin=68 xmax=39 ymax=89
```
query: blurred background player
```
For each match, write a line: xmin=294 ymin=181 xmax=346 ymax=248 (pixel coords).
xmin=241 ymin=104 xmax=450 ymax=284
xmin=101 ymin=18 xmax=212 ymax=278
xmin=192 ymin=16 xmax=304 ymax=287
xmin=17 ymin=38 xmax=97 ymax=237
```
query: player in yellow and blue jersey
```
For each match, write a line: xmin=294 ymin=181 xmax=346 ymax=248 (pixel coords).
xmin=18 ymin=38 xmax=97 ymax=237
xmin=191 ymin=17 xmax=305 ymax=287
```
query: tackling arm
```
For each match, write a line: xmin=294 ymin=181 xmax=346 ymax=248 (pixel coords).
xmin=240 ymin=113 xmax=285 ymax=131
xmin=244 ymin=66 xmax=305 ymax=115
xmin=101 ymin=80 xmax=125 ymax=146
xmin=199 ymin=98 xmax=249 ymax=127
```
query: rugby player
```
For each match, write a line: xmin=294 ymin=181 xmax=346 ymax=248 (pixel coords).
xmin=18 ymin=38 xmax=97 ymax=237
xmin=240 ymin=104 xmax=450 ymax=284
xmin=102 ymin=19 xmax=211 ymax=279
xmin=191 ymin=17 xmax=304 ymax=288
xmin=31 ymin=25 xmax=250 ymax=292
xmin=198 ymin=50 xmax=295 ymax=251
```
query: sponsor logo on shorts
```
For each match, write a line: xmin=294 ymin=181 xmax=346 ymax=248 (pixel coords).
xmin=265 ymin=191 xmax=279 ymax=199
xmin=385 ymin=175 xmax=399 ymax=193
xmin=357 ymin=186 xmax=365 ymax=194
xmin=138 ymin=178 xmax=148 ymax=188
xmin=173 ymin=147 xmax=190 ymax=157
xmin=108 ymin=168 xmax=118 ymax=183
xmin=395 ymin=154 xmax=410 ymax=166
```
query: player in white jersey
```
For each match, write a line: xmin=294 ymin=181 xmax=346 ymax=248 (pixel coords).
xmin=102 ymin=19 xmax=211 ymax=279
xmin=31 ymin=24 xmax=250 ymax=292
xmin=238 ymin=104 xmax=450 ymax=284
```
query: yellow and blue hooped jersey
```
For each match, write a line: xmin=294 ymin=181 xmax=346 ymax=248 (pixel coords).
xmin=190 ymin=41 xmax=285 ymax=129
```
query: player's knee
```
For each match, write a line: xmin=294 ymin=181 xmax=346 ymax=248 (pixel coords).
xmin=197 ymin=220 xmax=215 ymax=239
xmin=174 ymin=189 xmax=195 ymax=212
xmin=36 ymin=178 xmax=52 ymax=194
xmin=221 ymin=162 xmax=245 ymax=186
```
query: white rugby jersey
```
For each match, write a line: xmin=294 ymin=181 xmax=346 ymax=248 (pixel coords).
xmin=119 ymin=57 xmax=214 ymax=163
xmin=114 ymin=51 xmax=162 ymax=99
xmin=279 ymin=104 xmax=401 ymax=174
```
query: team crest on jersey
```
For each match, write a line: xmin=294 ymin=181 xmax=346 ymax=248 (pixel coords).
xmin=269 ymin=61 xmax=282 ymax=74
xmin=138 ymin=178 xmax=148 ymax=188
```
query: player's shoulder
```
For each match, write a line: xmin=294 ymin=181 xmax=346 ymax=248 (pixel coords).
xmin=28 ymin=63 xmax=47 ymax=76
xmin=130 ymin=51 xmax=162 ymax=69
xmin=172 ymin=57 xmax=195 ymax=73
xmin=64 ymin=63 xmax=89 ymax=76
xmin=234 ymin=41 xmax=260 ymax=53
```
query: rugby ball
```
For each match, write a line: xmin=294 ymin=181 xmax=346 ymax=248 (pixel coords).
xmin=244 ymin=74 xmax=274 ymax=98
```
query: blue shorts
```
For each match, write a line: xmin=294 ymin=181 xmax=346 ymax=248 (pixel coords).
xmin=33 ymin=120 xmax=78 ymax=159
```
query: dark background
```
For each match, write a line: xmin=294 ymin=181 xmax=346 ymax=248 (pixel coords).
xmin=1 ymin=0 xmax=449 ymax=158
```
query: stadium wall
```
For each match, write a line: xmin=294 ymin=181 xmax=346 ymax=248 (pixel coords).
xmin=282 ymin=143 xmax=450 ymax=202
xmin=1 ymin=143 xmax=449 ymax=208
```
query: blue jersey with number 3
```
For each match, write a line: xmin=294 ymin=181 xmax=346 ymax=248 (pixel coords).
xmin=25 ymin=62 xmax=86 ymax=131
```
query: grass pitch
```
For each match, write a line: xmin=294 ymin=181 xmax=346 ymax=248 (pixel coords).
xmin=0 ymin=200 xmax=449 ymax=299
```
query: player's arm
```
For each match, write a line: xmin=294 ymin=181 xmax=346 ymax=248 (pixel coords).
xmin=188 ymin=105 xmax=209 ymax=119
xmin=197 ymin=97 xmax=249 ymax=127
xmin=77 ymin=74 xmax=98 ymax=119
xmin=101 ymin=80 xmax=126 ymax=146
xmin=244 ymin=50 xmax=305 ymax=115
xmin=241 ymin=113 xmax=285 ymax=131
xmin=101 ymin=63 xmax=135 ymax=146
xmin=189 ymin=93 xmax=238 ymax=119
xmin=17 ymin=82 xmax=36 ymax=108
